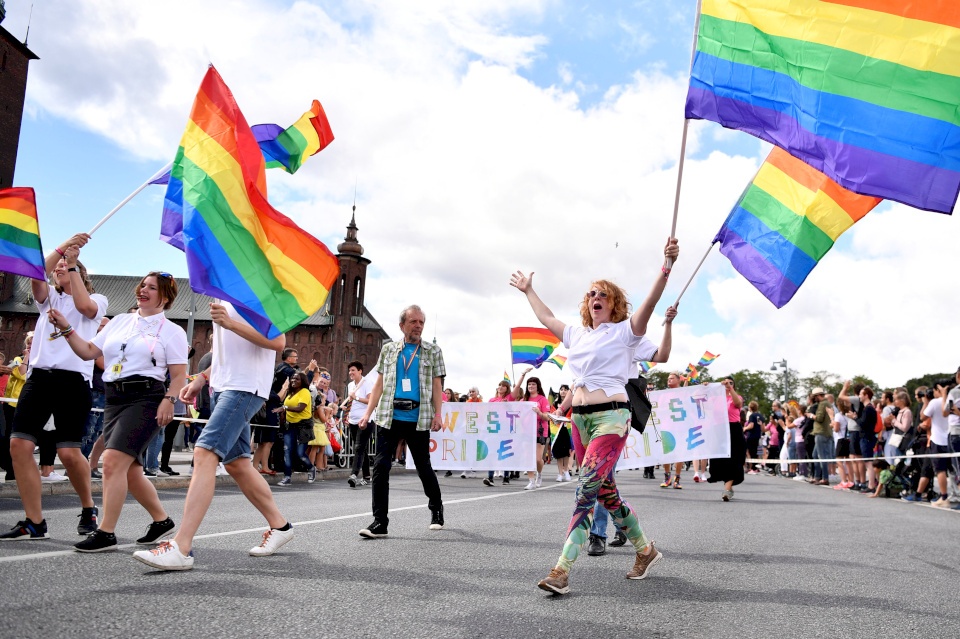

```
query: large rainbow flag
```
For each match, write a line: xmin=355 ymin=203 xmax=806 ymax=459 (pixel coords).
xmin=511 ymin=327 xmax=561 ymax=367
xmin=685 ymin=0 xmax=960 ymax=213
xmin=715 ymin=147 xmax=881 ymax=307
xmin=0 ymin=187 xmax=44 ymax=280
xmin=161 ymin=66 xmax=340 ymax=338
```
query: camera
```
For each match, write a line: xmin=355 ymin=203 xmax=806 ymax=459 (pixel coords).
xmin=924 ymin=389 xmax=935 ymax=400
xmin=891 ymin=406 xmax=900 ymax=417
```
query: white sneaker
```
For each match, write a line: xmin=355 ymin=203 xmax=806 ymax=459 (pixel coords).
xmin=40 ymin=471 xmax=68 ymax=483
xmin=133 ymin=539 xmax=194 ymax=571
xmin=524 ymin=479 xmax=536 ymax=490
xmin=216 ymin=463 xmax=228 ymax=476
xmin=792 ymin=475 xmax=807 ymax=482
xmin=249 ymin=526 xmax=294 ymax=556
xmin=564 ymin=472 xmax=573 ymax=482
xmin=535 ymin=472 xmax=542 ymax=488
xmin=555 ymin=474 xmax=564 ymax=482
xmin=460 ymin=471 xmax=467 ymax=479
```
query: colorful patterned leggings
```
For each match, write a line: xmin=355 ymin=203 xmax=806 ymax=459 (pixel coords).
xmin=556 ymin=409 xmax=648 ymax=572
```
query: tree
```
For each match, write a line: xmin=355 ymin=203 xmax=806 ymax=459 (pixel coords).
xmin=902 ymin=372 xmax=955 ymax=395
xmin=800 ymin=370 xmax=842 ymax=398
xmin=718 ymin=369 xmax=775 ymax=415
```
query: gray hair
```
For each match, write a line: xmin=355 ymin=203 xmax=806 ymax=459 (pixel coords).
xmin=399 ymin=304 xmax=425 ymax=325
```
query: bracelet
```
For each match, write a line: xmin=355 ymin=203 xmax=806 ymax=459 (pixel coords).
xmin=61 ymin=326 xmax=74 ymax=338
xmin=67 ymin=267 xmax=78 ymax=273
xmin=661 ymin=266 xmax=671 ymax=277
xmin=55 ymin=247 xmax=64 ymax=257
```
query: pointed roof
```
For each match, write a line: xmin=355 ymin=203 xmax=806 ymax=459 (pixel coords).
xmin=336 ymin=206 xmax=364 ymax=256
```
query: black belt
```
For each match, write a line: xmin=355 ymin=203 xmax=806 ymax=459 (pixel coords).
xmin=572 ymin=401 xmax=630 ymax=415
xmin=107 ymin=376 xmax=164 ymax=393
xmin=392 ymin=399 xmax=420 ymax=411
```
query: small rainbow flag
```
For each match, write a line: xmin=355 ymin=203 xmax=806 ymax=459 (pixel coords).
xmin=0 ymin=187 xmax=44 ymax=280
xmin=503 ymin=371 xmax=511 ymax=384
xmin=547 ymin=353 xmax=567 ymax=369
xmin=258 ymin=100 xmax=334 ymax=174
xmin=715 ymin=147 xmax=881 ymax=308
xmin=511 ymin=327 xmax=561 ymax=367
xmin=161 ymin=67 xmax=340 ymax=338
xmin=685 ymin=363 xmax=700 ymax=381
xmin=697 ymin=351 xmax=719 ymax=367
xmin=638 ymin=361 xmax=656 ymax=374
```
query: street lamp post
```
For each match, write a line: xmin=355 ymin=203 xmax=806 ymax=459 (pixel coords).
xmin=770 ymin=359 xmax=788 ymax=402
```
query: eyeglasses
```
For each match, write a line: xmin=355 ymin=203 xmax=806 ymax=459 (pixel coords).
xmin=588 ymin=290 xmax=608 ymax=299
xmin=157 ymin=272 xmax=173 ymax=279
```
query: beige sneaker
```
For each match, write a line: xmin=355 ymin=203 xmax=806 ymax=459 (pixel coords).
xmin=626 ymin=541 xmax=662 ymax=580
xmin=537 ymin=567 xmax=570 ymax=595
xmin=931 ymin=498 xmax=951 ymax=509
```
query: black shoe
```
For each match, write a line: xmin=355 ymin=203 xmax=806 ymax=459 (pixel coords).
xmin=429 ymin=507 xmax=444 ymax=531
xmin=482 ymin=478 xmax=493 ymax=487
xmin=143 ymin=469 xmax=158 ymax=477
xmin=90 ymin=469 xmax=102 ymax=479
xmin=136 ymin=517 xmax=176 ymax=545
xmin=359 ymin=520 xmax=388 ymax=539
xmin=502 ymin=477 xmax=510 ymax=485
xmin=77 ymin=507 xmax=99 ymax=536
xmin=159 ymin=467 xmax=180 ymax=476
xmin=0 ymin=518 xmax=49 ymax=541
xmin=74 ymin=529 xmax=117 ymax=553
xmin=609 ymin=530 xmax=628 ymax=547
xmin=587 ymin=534 xmax=606 ymax=556
xmin=444 ymin=471 xmax=453 ymax=477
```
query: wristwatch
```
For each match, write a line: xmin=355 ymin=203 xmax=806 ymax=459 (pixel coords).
xmin=67 ymin=267 xmax=78 ymax=273
xmin=164 ymin=395 xmax=177 ymax=404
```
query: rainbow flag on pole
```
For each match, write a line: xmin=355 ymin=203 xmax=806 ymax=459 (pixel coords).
xmin=715 ymin=147 xmax=881 ymax=307
xmin=685 ymin=0 xmax=960 ymax=213
xmin=547 ymin=353 xmax=567 ymax=370
xmin=697 ymin=351 xmax=719 ymax=367
xmin=510 ymin=327 xmax=561 ymax=367
xmin=503 ymin=371 xmax=511 ymax=384
xmin=638 ymin=361 xmax=656 ymax=374
xmin=685 ymin=363 xmax=701 ymax=382
xmin=161 ymin=66 xmax=340 ymax=338
xmin=0 ymin=187 xmax=45 ymax=280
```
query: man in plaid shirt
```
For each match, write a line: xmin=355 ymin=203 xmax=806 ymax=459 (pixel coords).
xmin=358 ymin=305 xmax=446 ymax=538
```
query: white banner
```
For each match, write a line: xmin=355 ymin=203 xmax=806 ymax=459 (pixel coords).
xmin=409 ymin=402 xmax=538 ymax=471
xmin=616 ymin=384 xmax=730 ymax=469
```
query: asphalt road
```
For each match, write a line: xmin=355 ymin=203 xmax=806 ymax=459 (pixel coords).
xmin=0 ymin=469 xmax=956 ymax=639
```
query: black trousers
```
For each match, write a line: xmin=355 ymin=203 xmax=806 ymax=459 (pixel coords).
xmin=349 ymin=421 xmax=374 ymax=478
xmin=159 ymin=419 xmax=182 ymax=469
xmin=371 ymin=420 xmax=442 ymax=525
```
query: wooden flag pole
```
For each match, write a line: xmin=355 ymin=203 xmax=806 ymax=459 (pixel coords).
xmin=87 ymin=160 xmax=173 ymax=235
xmin=665 ymin=0 xmax=704 ymax=268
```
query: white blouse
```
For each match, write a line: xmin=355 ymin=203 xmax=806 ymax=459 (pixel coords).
xmin=563 ymin=320 xmax=642 ymax=397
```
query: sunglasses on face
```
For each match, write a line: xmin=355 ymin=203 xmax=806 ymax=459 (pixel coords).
xmin=588 ymin=290 xmax=608 ymax=299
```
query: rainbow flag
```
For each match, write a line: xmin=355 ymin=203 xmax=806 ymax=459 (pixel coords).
xmin=685 ymin=0 xmax=960 ymax=213
xmin=503 ymin=371 xmax=511 ymax=384
xmin=685 ymin=364 xmax=701 ymax=381
xmin=547 ymin=353 xmax=567 ymax=369
xmin=697 ymin=351 xmax=719 ymax=367
xmin=161 ymin=66 xmax=340 ymax=338
xmin=638 ymin=361 xmax=656 ymax=374
xmin=511 ymin=327 xmax=561 ymax=367
xmin=0 ymin=187 xmax=44 ymax=280
xmin=258 ymin=100 xmax=334 ymax=174
xmin=715 ymin=147 xmax=881 ymax=307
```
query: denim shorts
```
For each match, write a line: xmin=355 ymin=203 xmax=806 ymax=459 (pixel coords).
xmin=195 ymin=390 xmax=265 ymax=464
xmin=848 ymin=430 xmax=862 ymax=455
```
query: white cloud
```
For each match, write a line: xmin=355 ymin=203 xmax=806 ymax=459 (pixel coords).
xmin=9 ymin=0 xmax=959 ymax=397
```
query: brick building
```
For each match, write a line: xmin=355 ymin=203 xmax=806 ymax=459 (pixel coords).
xmin=0 ymin=212 xmax=390 ymax=398
xmin=0 ymin=7 xmax=38 ymax=189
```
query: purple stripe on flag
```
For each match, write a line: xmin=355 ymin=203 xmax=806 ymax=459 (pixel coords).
xmin=686 ymin=86 xmax=960 ymax=214
xmin=0 ymin=255 xmax=45 ymax=280
xmin=715 ymin=228 xmax=799 ymax=308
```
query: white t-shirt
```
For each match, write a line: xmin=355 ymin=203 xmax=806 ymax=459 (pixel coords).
xmin=210 ymin=302 xmax=275 ymax=399
xmin=832 ymin=413 xmax=847 ymax=442
xmin=946 ymin=386 xmax=960 ymax=435
xmin=30 ymin=285 xmax=108 ymax=382
xmin=347 ymin=372 xmax=378 ymax=423
xmin=923 ymin=397 xmax=950 ymax=446
xmin=563 ymin=320 xmax=641 ymax=397
xmin=632 ymin=335 xmax=658 ymax=367
xmin=92 ymin=312 xmax=188 ymax=383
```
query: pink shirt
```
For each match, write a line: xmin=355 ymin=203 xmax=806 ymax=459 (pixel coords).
xmin=529 ymin=394 xmax=551 ymax=438
xmin=726 ymin=394 xmax=741 ymax=423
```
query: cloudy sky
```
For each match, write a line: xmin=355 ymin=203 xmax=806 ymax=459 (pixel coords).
xmin=4 ymin=0 xmax=958 ymax=395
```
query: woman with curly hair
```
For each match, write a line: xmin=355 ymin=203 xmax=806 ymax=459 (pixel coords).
xmin=511 ymin=237 xmax=679 ymax=596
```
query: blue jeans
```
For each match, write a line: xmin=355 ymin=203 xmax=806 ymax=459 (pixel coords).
xmin=813 ymin=435 xmax=832 ymax=480
xmin=144 ymin=428 xmax=164 ymax=471
xmin=195 ymin=390 xmax=264 ymax=464
xmin=81 ymin=390 xmax=106 ymax=458
xmin=282 ymin=427 xmax=314 ymax=478
xmin=591 ymin=503 xmax=611 ymax=539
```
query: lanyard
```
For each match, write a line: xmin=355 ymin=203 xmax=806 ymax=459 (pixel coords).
xmin=120 ymin=314 xmax=165 ymax=368
xmin=400 ymin=342 xmax=420 ymax=379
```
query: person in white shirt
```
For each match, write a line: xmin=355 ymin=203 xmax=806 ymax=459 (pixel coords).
xmin=921 ymin=380 xmax=954 ymax=509
xmin=2 ymin=234 xmax=107 ymax=541
xmin=511 ymin=237 xmax=679 ymax=596
xmin=345 ymin=360 xmax=377 ymax=487
xmin=49 ymin=272 xmax=188 ymax=552
xmin=133 ymin=301 xmax=294 ymax=570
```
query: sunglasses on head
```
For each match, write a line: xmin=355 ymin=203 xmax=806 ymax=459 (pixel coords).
xmin=157 ymin=272 xmax=173 ymax=279
xmin=588 ymin=290 xmax=608 ymax=299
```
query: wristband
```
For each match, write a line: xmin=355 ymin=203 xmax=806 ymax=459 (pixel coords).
xmin=55 ymin=247 xmax=65 ymax=257
xmin=661 ymin=266 xmax=671 ymax=277
xmin=200 ymin=372 xmax=209 ymax=382
xmin=67 ymin=267 xmax=78 ymax=273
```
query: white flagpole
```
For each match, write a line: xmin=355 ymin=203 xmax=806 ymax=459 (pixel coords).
xmin=86 ymin=160 xmax=173 ymax=235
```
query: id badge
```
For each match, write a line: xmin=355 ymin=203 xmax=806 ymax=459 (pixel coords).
xmin=401 ymin=378 xmax=412 ymax=392
xmin=111 ymin=363 xmax=123 ymax=375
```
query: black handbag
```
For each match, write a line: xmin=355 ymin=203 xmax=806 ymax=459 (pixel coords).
xmin=624 ymin=376 xmax=652 ymax=434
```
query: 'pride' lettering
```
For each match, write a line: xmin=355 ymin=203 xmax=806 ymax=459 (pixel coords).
xmin=497 ymin=439 xmax=515 ymax=461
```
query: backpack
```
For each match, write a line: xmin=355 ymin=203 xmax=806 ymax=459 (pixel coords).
xmin=624 ymin=376 xmax=652 ymax=434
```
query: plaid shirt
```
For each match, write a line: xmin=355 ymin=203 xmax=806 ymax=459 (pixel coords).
xmin=375 ymin=339 xmax=446 ymax=430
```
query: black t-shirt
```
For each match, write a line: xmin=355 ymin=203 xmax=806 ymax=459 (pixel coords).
xmin=746 ymin=412 xmax=765 ymax=441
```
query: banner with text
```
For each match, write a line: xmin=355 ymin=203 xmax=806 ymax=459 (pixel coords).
xmin=409 ymin=402 xmax=537 ymax=471
xmin=617 ymin=383 xmax=730 ymax=469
